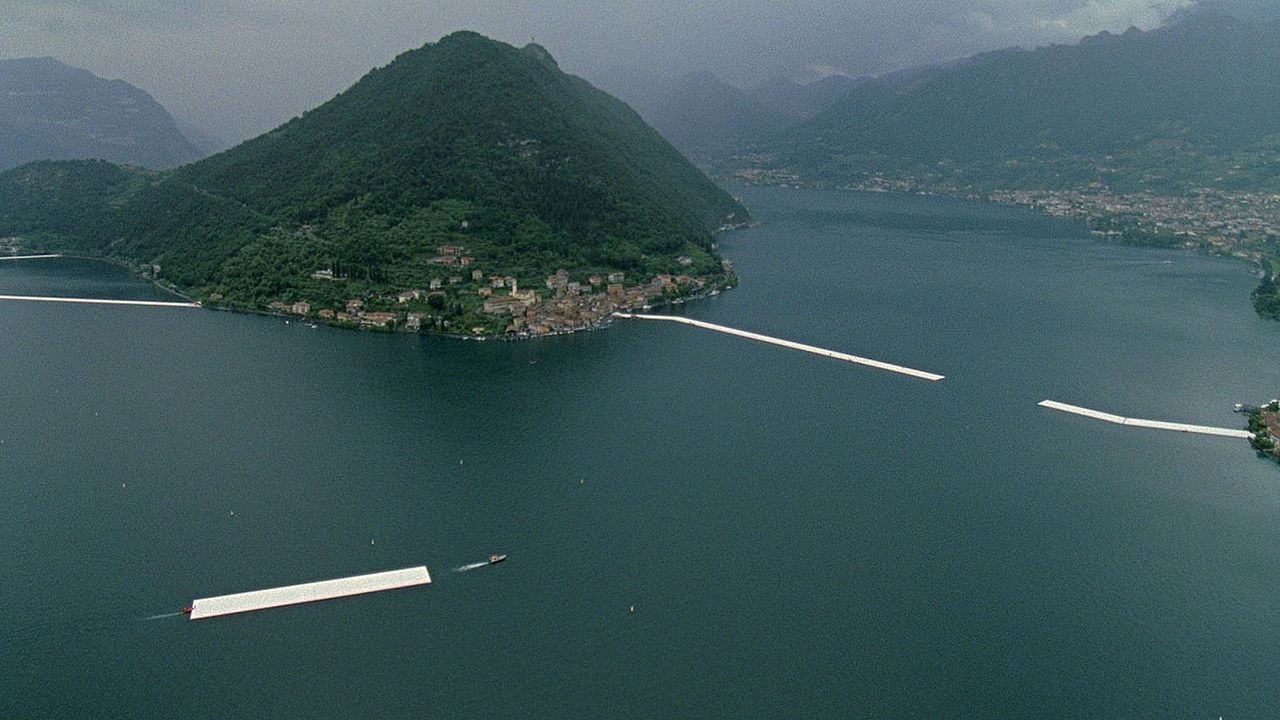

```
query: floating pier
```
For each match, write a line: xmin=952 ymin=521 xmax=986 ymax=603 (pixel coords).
xmin=613 ymin=312 xmax=944 ymax=381
xmin=187 ymin=565 xmax=432 ymax=620
xmin=0 ymin=254 xmax=63 ymax=261
xmin=1038 ymin=400 xmax=1253 ymax=439
xmin=0 ymin=294 xmax=199 ymax=308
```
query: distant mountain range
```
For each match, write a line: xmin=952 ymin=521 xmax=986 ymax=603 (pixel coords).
xmin=590 ymin=68 xmax=866 ymax=158
xmin=757 ymin=5 xmax=1280 ymax=193
xmin=593 ymin=4 xmax=1280 ymax=196
xmin=0 ymin=57 xmax=200 ymax=171
xmin=0 ymin=33 xmax=746 ymax=323
xmin=746 ymin=74 xmax=871 ymax=122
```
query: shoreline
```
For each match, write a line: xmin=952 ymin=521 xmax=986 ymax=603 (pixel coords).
xmin=729 ymin=177 xmax=1278 ymax=317
xmin=0 ymin=252 xmax=203 ymax=305
xmin=4 ymin=250 xmax=736 ymax=341
xmin=272 ymin=280 xmax=734 ymax=342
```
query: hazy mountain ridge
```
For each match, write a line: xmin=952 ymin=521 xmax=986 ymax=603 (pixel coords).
xmin=590 ymin=69 xmax=787 ymax=158
xmin=0 ymin=57 xmax=200 ymax=171
xmin=591 ymin=67 xmax=868 ymax=159
xmin=760 ymin=7 xmax=1280 ymax=193
xmin=747 ymin=74 xmax=871 ymax=122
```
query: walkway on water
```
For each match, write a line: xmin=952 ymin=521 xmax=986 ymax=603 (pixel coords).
xmin=1038 ymin=400 xmax=1254 ymax=439
xmin=0 ymin=254 xmax=63 ymax=261
xmin=0 ymin=294 xmax=199 ymax=308
xmin=188 ymin=565 xmax=432 ymax=620
xmin=613 ymin=312 xmax=944 ymax=381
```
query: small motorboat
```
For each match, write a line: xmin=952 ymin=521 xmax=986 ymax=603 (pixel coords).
xmin=488 ymin=554 xmax=507 ymax=565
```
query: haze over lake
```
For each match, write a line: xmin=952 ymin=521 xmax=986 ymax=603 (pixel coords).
xmin=2 ymin=186 xmax=1278 ymax=718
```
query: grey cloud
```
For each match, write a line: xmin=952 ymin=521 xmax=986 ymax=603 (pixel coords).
xmin=10 ymin=0 xmax=240 ymax=34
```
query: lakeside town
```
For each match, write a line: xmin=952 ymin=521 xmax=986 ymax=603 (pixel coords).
xmin=732 ymin=161 xmax=1280 ymax=277
xmin=264 ymin=242 xmax=734 ymax=338
xmin=988 ymin=188 xmax=1280 ymax=268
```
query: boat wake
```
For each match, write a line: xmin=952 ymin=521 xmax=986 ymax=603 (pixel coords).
xmin=141 ymin=612 xmax=182 ymax=620
xmin=455 ymin=561 xmax=489 ymax=572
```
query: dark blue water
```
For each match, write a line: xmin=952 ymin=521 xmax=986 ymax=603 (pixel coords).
xmin=2 ymin=188 xmax=1278 ymax=717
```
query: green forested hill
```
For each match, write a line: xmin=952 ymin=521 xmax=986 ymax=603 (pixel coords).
xmin=0 ymin=32 xmax=746 ymax=314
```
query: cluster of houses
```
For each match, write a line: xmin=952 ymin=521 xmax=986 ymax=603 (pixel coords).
xmin=509 ymin=270 xmax=712 ymax=336
xmin=267 ymin=297 xmax=414 ymax=329
xmin=267 ymin=244 xmax=730 ymax=336
xmin=430 ymin=243 xmax=475 ymax=267
xmin=1261 ymin=402 xmax=1280 ymax=447
xmin=990 ymin=188 xmax=1280 ymax=263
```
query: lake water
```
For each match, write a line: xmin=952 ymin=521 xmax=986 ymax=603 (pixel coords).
xmin=2 ymin=187 xmax=1278 ymax=718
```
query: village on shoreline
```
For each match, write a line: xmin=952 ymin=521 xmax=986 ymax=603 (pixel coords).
xmin=256 ymin=242 xmax=736 ymax=339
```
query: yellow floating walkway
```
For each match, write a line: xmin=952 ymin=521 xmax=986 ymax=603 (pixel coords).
xmin=613 ymin=312 xmax=944 ymax=381
xmin=1038 ymin=400 xmax=1253 ymax=439
xmin=188 ymin=565 xmax=432 ymax=620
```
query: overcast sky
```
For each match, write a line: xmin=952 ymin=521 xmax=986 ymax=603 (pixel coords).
xmin=2 ymin=1 xmax=1193 ymax=145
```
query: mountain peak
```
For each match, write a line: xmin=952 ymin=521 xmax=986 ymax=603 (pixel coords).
xmin=520 ymin=42 xmax=559 ymax=70
xmin=436 ymin=30 xmax=490 ymax=46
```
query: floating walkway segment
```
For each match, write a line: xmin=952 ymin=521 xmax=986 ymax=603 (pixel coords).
xmin=1038 ymin=400 xmax=1253 ymax=439
xmin=188 ymin=565 xmax=432 ymax=620
xmin=613 ymin=312 xmax=944 ymax=381
xmin=0 ymin=254 xmax=63 ymax=261
xmin=0 ymin=294 xmax=199 ymax=308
